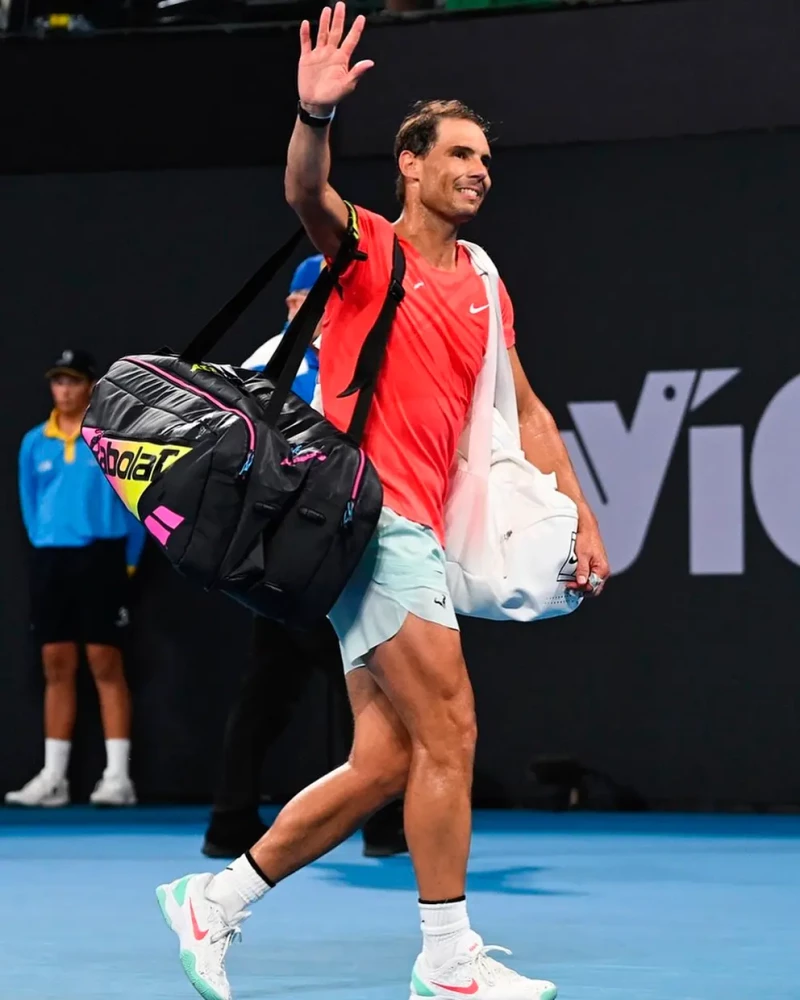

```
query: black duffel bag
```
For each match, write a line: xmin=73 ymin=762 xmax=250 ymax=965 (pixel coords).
xmin=81 ymin=206 xmax=406 ymax=628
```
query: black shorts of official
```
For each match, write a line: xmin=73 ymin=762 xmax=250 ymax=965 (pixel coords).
xmin=29 ymin=538 xmax=131 ymax=648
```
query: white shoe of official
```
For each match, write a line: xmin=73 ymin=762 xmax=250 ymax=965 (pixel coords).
xmin=89 ymin=773 xmax=137 ymax=806
xmin=4 ymin=769 xmax=70 ymax=807
xmin=157 ymin=873 xmax=249 ymax=1000
xmin=410 ymin=931 xmax=558 ymax=1000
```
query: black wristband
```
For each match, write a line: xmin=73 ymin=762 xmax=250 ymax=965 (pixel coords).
xmin=297 ymin=102 xmax=336 ymax=129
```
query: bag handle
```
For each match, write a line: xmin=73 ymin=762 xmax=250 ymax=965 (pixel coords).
xmin=180 ymin=199 xmax=404 ymax=446
xmin=338 ymin=235 xmax=406 ymax=444
xmin=180 ymin=228 xmax=305 ymax=364
xmin=180 ymin=201 xmax=362 ymax=415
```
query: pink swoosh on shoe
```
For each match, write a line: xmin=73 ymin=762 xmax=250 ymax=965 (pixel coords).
xmin=430 ymin=980 xmax=479 ymax=995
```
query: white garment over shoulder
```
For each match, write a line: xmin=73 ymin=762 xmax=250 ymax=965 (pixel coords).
xmin=443 ymin=240 xmax=584 ymax=622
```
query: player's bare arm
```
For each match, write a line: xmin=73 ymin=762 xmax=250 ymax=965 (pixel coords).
xmin=510 ymin=347 xmax=611 ymax=594
xmin=285 ymin=2 xmax=374 ymax=258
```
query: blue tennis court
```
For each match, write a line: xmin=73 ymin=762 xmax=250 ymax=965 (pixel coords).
xmin=2 ymin=809 xmax=796 ymax=999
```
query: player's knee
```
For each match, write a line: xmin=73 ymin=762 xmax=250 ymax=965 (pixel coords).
xmin=417 ymin=686 xmax=477 ymax=768
xmin=444 ymin=699 xmax=478 ymax=763
xmin=357 ymin=744 xmax=411 ymax=801
xmin=42 ymin=645 xmax=78 ymax=685
xmin=378 ymin=746 xmax=411 ymax=799
xmin=374 ymin=761 xmax=410 ymax=803
xmin=85 ymin=645 xmax=124 ymax=684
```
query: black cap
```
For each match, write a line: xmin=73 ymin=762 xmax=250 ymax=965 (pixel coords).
xmin=45 ymin=349 xmax=97 ymax=381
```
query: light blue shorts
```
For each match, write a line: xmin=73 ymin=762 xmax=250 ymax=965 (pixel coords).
xmin=328 ymin=507 xmax=459 ymax=672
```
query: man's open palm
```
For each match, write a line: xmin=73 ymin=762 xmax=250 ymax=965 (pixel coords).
xmin=299 ymin=2 xmax=374 ymax=111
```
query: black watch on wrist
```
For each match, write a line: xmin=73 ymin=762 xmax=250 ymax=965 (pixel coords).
xmin=297 ymin=102 xmax=336 ymax=128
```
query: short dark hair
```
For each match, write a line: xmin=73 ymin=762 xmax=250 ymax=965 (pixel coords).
xmin=393 ymin=99 xmax=491 ymax=202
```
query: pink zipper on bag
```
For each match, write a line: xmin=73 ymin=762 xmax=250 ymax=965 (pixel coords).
xmin=124 ymin=356 xmax=366 ymax=521
xmin=343 ymin=448 xmax=366 ymax=527
xmin=125 ymin=357 xmax=256 ymax=472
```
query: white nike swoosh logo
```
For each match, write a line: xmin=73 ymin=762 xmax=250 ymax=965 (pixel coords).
xmin=469 ymin=304 xmax=490 ymax=314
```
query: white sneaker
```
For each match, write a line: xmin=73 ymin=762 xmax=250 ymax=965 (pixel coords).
xmin=410 ymin=931 xmax=558 ymax=1000
xmin=89 ymin=773 xmax=137 ymax=806
xmin=156 ymin=872 xmax=249 ymax=1000
xmin=4 ymin=770 xmax=69 ymax=807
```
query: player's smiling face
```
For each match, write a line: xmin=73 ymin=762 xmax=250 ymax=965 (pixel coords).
xmin=407 ymin=118 xmax=492 ymax=224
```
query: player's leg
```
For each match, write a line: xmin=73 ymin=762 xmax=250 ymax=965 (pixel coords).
xmin=314 ymin=612 xmax=409 ymax=857
xmin=354 ymin=514 xmax=558 ymax=1000
xmin=156 ymin=666 xmax=410 ymax=1000
xmin=370 ymin=613 xmax=475 ymax=899
xmin=81 ymin=539 xmax=136 ymax=805
xmin=242 ymin=663 xmax=410 ymax=880
xmin=153 ymin=510 xmax=555 ymax=1000
xmin=362 ymin=795 xmax=407 ymax=857
xmin=6 ymin=548 xmax=77 ymax=807
xmin=204 ymin=616 xmax=319 ymax=857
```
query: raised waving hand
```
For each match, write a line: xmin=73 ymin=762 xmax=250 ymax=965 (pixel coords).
xmin=298 ymin=2 xmax=374 ymax=115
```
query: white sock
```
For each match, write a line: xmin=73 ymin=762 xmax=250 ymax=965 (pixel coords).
xmin=105 ymin=739 xmax=131 ymax=780
xmin=420 ymin=897 xmax=471 ymax=968
xmin=207 ymin=854 xmax=273 ymax=917
xmin=44 ymin=739 xmax=71 ymax=781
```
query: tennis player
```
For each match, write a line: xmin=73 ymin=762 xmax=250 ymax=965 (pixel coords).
xmin=155 ymin=6 xmax=610 ymax=999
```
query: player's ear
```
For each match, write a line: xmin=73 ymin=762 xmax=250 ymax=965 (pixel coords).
xmin=398 ymin=150 xmax=421 ymax=189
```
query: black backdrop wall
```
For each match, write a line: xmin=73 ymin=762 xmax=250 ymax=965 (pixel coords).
xmin=1 ymin=131 xmax=798 ymax=809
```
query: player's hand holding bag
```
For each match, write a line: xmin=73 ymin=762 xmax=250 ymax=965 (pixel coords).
xmin=443 ymin=242 xmax=584 ymax=622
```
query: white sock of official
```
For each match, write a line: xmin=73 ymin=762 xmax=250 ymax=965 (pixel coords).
xmin=44 ymin=738 xmax=71 ymax=782
xmin=105 ymin=738 xmax=131 ymax=780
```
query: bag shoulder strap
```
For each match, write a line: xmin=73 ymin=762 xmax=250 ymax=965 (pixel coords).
xmin=262 ymin=202 xmax=365 ymax=425
xmin=338 ymin=235 xmax=406 ymax=444
xmin=459 ymin=239 xmax=519 ymax=441
xmin=457 ymin=238 xmax=496 ymax=278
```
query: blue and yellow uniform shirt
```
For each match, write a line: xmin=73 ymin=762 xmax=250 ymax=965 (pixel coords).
xmin=19 ymin=411 xmax=145 ymax=571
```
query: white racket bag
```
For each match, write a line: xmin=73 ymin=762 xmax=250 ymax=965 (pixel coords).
xmin=443 ymin=242 xmax=584 ymax=622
